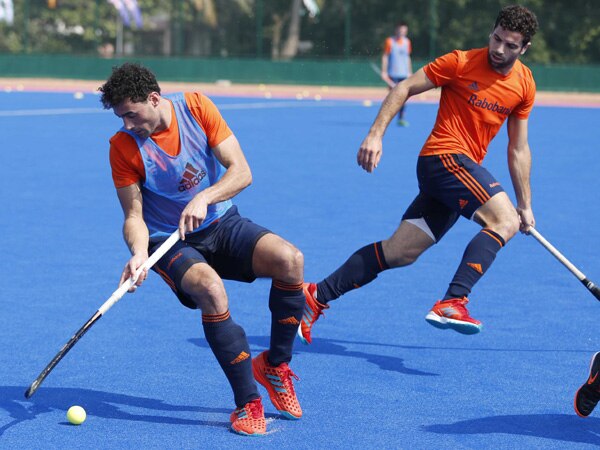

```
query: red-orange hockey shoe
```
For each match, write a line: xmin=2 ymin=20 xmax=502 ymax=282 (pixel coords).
xmin=297 ymin=282 xmax=329 ymax=345
xmin=230 ymin=397 xmax=266 ymax=436
xmin=574 ymin=351 xmax=600 ymax=418
xmin=425 ymin=297 xmax=482 ymax=335
xmin=252 ymin=351 xmax=302 ymax=420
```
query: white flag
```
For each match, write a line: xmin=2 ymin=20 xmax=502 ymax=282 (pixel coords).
xmin=302 ymin=0 xmax=319 ymax=18
xmin=0 ymin=0 xmax=14 ymax=25
xmin=108 ymin=0 xmax=131 ymax=27
xmin=123 ymin=0 xmax=143 ymax=28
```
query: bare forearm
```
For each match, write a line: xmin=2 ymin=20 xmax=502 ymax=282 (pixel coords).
xmin=369 ymin=84 xmax=409 ymax=137
xmin=195 ymin=162 xmax=251 ymax=206
xmin=508 ymin=145 xmax=532 ymax=209
xmin=123 ymin=216 xmax=149 ymax=257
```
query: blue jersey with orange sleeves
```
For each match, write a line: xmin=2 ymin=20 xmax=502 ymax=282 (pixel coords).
xmin=109 ymin=92 xmax=233 ymax=237
xmin=384 ymin=36 xmax=412 ymax=78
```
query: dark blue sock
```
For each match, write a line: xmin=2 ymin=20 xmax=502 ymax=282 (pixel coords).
xmin=444 ymin=228 xmax=505 ymax=300
xmin=202 ymin=311 xmax=259 ymax=407
xmin=317 ymin=242 xmax=389 ymax=303
xmin=268 ymin=281 xmax=304 ymax=366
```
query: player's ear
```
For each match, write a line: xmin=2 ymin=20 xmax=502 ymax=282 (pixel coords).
xmin=520 ymin=42 xmax=531 ymax=55
xmin=148 ymin=91 xmax=161 ymax=106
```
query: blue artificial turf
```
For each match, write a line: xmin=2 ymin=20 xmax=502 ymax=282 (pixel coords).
xmin=1 ymin=90 xmax=599 ymax=449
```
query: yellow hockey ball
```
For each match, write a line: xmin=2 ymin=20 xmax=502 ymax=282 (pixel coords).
xmin=66 ymin=405 xmax=86 ymax=425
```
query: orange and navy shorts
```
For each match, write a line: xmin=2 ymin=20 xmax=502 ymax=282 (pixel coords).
xmin=402 ymin=154 xmax=504 ymax=242
xmin=148 ymin=205 xmax=271 ymax=309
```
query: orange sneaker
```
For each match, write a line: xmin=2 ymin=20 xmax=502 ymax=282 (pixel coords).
xmin=425 ymin=297 xmax=482 ymax=335
xmin=252 ymin=351 xmax=302 ymax=419
xmin=230 ymin=397 xmax=266 ymax=436
xmin=297 ymin=282 xmax=329 ymax=345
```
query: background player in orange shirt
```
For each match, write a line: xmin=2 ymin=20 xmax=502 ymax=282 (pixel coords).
xmin=99 ymin=63 xmax=306 ymax=436
xmin=381 ymin=22 xmax=412 ymax=126
xmin=298 ymin=5 xmax=539 ymax=343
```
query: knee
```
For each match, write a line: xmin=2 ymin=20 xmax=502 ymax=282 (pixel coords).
xmin=278 ymin=246 xmax=304 ymax=281
xmin=495 ymin=215 xmax=520 ymax=242
xmin=182 ymin=266 xmax=227 ymax=312
xmin=388 ymin=250 xmax=420 ymax=268
xmin=382 ymin=240 xmax=422 ymax=268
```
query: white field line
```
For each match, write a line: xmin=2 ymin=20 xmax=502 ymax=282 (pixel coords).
xmin=0 ymin=107 xmax=104 ymax=117
xmin=219 ymin=100 xmax=343 ymax=110
xmin=0 ymin=100 xmax=354 ymax=117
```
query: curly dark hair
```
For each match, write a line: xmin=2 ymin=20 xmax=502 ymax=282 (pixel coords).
xmin=98 ymin=62 xmax=161 ymax=109
xmin=494 ymin=5 xmax=539 ymax=46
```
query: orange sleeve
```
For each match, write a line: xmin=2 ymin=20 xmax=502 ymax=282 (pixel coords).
xmin=383 ymin=38 xmax=392 ymax=55
xmin=109 ymin=131 xmax=145 ymax=188
xmin=184 ymin=92 xmax=233 ymax=148
xmin=423 ymin=50 xmax=461 ymax=87
xmin=511 ymin=66 xmax=536 ymax=119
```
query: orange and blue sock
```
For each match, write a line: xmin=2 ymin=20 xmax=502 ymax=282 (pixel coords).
xmin=202 ymin=311 xmax=259 ymax=407
xmin=444 ymin=228 xmax=505 ymax=300
xmin=268 ymin=281 xmax=304 ymax=366
xmin=317 ymin=242 xmax=389 ymax=303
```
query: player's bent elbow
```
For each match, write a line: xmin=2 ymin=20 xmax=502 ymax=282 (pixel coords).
xmin=244 ymin=174 xmax=252 ymax=189
xmin=242 ymin=167 xmax=253 ymax=188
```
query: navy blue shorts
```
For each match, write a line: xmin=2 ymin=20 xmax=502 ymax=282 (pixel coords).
xmin=390 ymin=76 xmax=407 ymax=84
xmin=402 ymin=154 xmax=504 ymax=242
xmin=148 ymin=205 xmax=271 ymax=309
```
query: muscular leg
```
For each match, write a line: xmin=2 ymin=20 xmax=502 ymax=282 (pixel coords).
xmin=473 ymin=192 xmax=520 ymax=241
xmin=444 ymin=192 xmax=520 ymax=299
xmin=382 ymin=220 xmax=436 ymax=267
xmin=253 ymin=233 xmax=304 ymax=283
xmin=253 ymin=233 xmax=305 ymax=366
xmin=317 ymin=220 xmax=435 ymax=303
xmin=181 ymin=263 xmax=258 ymax=407
xmin=181 ymin=262 xmax=230 ymax=313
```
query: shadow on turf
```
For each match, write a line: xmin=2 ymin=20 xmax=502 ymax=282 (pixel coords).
xmin=0 ymin=386 xmax=251 ymax=437
xmin=425 ymin=414 xmax=600 ymax=446
xmin=189 ymin=336 xmax=439 ymax=377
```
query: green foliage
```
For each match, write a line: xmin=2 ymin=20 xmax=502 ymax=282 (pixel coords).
xmin=303 ymin=0 xmax=599 ymax=64
xmin=0 ymin=0 xmax=598 ymax=64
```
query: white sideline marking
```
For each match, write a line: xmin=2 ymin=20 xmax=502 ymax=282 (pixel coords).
xmin=0 ymin=100 xmax=354 ymax=117
xmin=0 ymin=107 xmax=105 ymax=117
xmin=219 ymin=101 xmax=342 ymax=110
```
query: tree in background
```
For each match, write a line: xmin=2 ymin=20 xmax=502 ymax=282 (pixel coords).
xmin=0 ymin=0 xmax=598 ymax=64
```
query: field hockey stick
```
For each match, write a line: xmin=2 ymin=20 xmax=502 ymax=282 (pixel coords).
xmin=24 ymin=230 xmax=180 ymax=399
xmin=529 ymin=227 xmax=600 ymax=301
xmin=369 ymin=62 xmax=395 ymax=89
